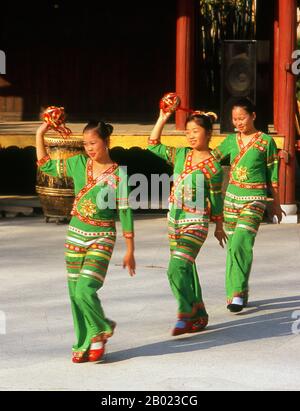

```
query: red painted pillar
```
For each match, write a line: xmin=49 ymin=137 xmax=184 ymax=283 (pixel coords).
xmin=273 ymin=0 xmax=279 ymax=131
xmin=277 ymin=0 xmax=297 ymax=206
xmin=176 ymin=0 xmax=195 ymax=130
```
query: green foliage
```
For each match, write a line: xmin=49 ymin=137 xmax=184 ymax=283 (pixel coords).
xmin=197 ymin=0 xmax=255 ymax=110
xmin=199 ymin=0 xmax=255 ymax=40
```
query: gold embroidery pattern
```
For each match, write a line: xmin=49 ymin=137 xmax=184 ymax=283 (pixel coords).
xmin=181 ymin=186 xmax=194 ymax=202
xmin=80 ymin=199 xmax=97 ymax=218
xmin=235 ymin=166 xmax=249 ymax=182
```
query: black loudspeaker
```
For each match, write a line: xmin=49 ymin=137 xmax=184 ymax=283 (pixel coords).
xmin=220 ymin=40 xmax=270 ymax=133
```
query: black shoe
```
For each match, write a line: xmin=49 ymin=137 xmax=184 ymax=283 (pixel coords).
xmin=227 ymin=303 xmax=244 ymax=313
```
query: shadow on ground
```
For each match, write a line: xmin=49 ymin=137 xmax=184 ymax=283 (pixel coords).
xmin=103 ymin=295 xmax=300 ymax=364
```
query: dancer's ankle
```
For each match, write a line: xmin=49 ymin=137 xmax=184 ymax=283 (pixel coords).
xmin=232 ymin=297 xmax=244 ymax=306
xmin=90 ymin=341 xmax=103 ymax=350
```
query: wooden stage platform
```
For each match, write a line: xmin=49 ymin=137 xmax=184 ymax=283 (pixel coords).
xmin=0 ymin=122 xmax=285 ymax=150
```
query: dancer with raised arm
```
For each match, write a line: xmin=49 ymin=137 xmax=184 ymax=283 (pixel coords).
xmin=36 ymin=120 xmax=136 ymax=363
xmin=148 ymin=107 xmax=226 ymax=336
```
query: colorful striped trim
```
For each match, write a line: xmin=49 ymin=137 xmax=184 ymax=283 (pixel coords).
xmin=225 ymin=192 xmax=267 ymax=202
xmin=212 ymin=147 xmax=223 ymax=162
xmin=267 ymin=154 xmax=279 ymax=164
xmin=166 ymin=146 xmax=177 ymax=165
xmin=68 ymin=273 xmax=81 ymax=279
xmin=66 ymin=236 xmax=94 ymax=246
xmin=236 ymin=224 xmax=258 ymax=234
xmin=87 ymin=251 xmax=111 ymax=261
xmin=123 ymin=232 xmax=134 ymax=239
xmin=168 ymin=215 xmax=209 ymax=225
xmin=71 ymin=162 xmax=118 ymax=223
xmin=172 ymin=154 xmax=217 ymax=203
xmin=178 ymin=303 xmax=207 ymax=320
xmin=71 ymin=214 xmax=116 ymax=228
xmin=170 ymin=199 xmax=209 ymax=216
xmin=230 ymin=132 xmax=262 ymax=180
xmin=65 ymin=243 xmax=87 ymax=253
xmin=229 ymin=180 xmax=268 ymax=190
xmin=148 ymin=139 xmax=160 ymax=145
xmin=172 ymin=251 xmax=195 ymax=264
xmin=36 ymin=155 xmax=51 ymax=167
xmin=81 ymin=272 xmax=105 ymax=283
xmin=55 ymin=159 xmax=67 ymax=178
xmin=267 ymin=159 xmax=279 ymax=167
xmin=211 ymin=215 xmax=224 ymax=222
xmin=68 ymin=226 xmax=116 ymax=238
xmin=65 ymin=252 xmax=86 ymax=258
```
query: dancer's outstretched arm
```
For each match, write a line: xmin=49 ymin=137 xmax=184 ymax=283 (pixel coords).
xmin=149 ymin=109 xmax=173 ymax=144
xmin=36 ymin=123 xmax=49 ymax=161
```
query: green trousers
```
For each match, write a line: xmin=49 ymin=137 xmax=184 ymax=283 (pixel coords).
xmin=65 ymin=227 xmax=116 ymax=353
xmin=167 ymin=223 xmax=209 ymax=321
xmin=224 ymin=197 xmax=266 ymax=303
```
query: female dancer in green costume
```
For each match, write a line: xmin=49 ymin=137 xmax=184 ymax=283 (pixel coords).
xmin=148 ymin=109 xmax=227 ymax=336
xmin=36 ymin=121 xmax=136 ymax=363
xmin=212 ymin=98 xmax=285 ymax=313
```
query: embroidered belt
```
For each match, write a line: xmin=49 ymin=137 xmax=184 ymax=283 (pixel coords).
xmin=229 ymin=180 xmax=268 ymax=190
xmin=170 ymin=198 xmax=208 ymax=215
xmin=71 ymin=211 xmax=115 ymax=228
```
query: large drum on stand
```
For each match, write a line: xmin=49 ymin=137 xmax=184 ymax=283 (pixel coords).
xmin=36 ymin=135 xmax=84 ymax=224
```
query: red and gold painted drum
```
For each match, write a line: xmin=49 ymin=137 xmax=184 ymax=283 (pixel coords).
xmin=36 ymin=135 xmax=84 ymax=223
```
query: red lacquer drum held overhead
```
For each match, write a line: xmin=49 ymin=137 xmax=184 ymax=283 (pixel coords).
xmin=43 ymin=106 xmax=72 ymax=139
xmin=159 ymin=92 xmax=181 ymax=114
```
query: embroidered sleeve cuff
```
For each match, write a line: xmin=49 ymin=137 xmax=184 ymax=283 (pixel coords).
xmin=148 ymin=139 xmax=160 ymax=146
xmin=269 ymin=182 xmax=279 ymax=188
xmin=36 ymin=155 xmax=51 ymax=167
xmin=212 ymin=149 xmax=223 ymax=162
xmin=211 ymin=215 xmax=224 ymax=222
xmin=117 ymin=199 xmax=130 ymax=209
xmin=123 ymin=232 xmax=135 ymax=239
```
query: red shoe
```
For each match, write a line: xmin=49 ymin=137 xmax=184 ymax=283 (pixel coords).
xmin=72 ymin=351 xmax=89 ymax=364
xmin=172 ymin=319 xmax=193 ymax=336
xmin=88 ymin=321 xmax=116 ymax=362
xmin=189 ymin=317 xmax=208 ymax=333
xmin=88 ymin=338 xmax=106 ymax=362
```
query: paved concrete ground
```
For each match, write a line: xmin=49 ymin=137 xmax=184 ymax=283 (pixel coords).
xmin=0 ymin=215 xmax=299 ymax=391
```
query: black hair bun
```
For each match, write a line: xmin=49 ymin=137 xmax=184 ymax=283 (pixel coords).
xmin=205 ymin=112 xmax=218 ymax=124
xmin=83 ymin=120 xmax=113 ymax=140
xmin=191 ymin=111 xmax=218 ymax=124
xmin=104 ymin=123 xmax=114 ymax=137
